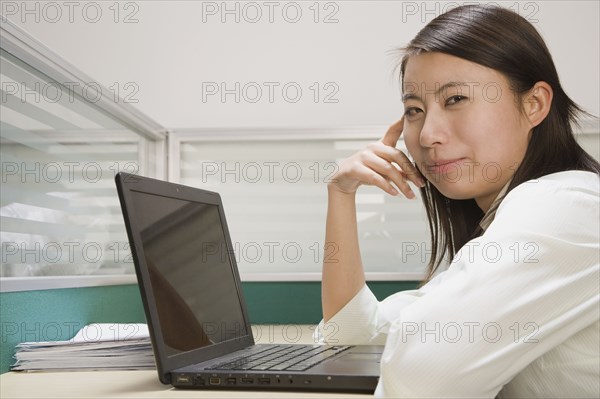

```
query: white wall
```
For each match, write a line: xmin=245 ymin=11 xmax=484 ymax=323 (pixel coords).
xmin=3 ymin=0 xmax=599 ymax=129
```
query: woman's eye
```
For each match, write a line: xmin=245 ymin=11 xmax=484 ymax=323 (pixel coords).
xmin=403 ymin=107 xmax=422 ymax=118
xmin=446 ymin=95 xmax=467 ymax=106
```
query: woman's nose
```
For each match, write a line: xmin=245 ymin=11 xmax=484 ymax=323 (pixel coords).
xmin=419 ymin=111 xmax=448 ymax=148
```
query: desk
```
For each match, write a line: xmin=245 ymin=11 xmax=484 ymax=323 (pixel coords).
xmin=0 ymin=325 xmax=374 ymax=398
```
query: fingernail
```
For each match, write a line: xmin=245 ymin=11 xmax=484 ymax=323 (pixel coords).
xmin=418 ymin=179 xmax=426 ymax=188
xmin=390 ymin=188 xmax=398 ymax=195
xmin=408 ymin=191 xmax=415 ymax=199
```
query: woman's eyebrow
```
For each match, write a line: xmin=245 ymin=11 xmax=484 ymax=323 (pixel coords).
xmin=402 ymin=81 xmax=470 ymax=102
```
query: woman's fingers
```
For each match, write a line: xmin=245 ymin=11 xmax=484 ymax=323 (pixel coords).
xmin=377 ymin=118 xmax=426 ymax=189
xmin=381 ymin=117 xmax=404 ymax=147
xmin=328 ymin=119 xmax=426 ymax=197
xmin=353 ymin=163 xmax=401 ymax=196
xmin=367 ymin=143 xmax=426 ymax=188
xmin=361 ymin=153 xmax=417 ymax=199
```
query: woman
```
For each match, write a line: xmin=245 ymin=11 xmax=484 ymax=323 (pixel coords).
xmin=319 ymin=4 xmax=599 ymax=398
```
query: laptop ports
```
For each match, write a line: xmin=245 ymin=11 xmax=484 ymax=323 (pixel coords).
xmin=240 ymin=377 xmax=254 ymax=384
xmin=193 ymin=375 xmax=205 ymax=386
xmin=225 ymin=377 xmax=236 ymax=385
xmin=209 ymin=377 xmax=221 ymax=385
xmin=175 ymin=374 xmax=192 ymax=385
xmin=258 ymin=378 xmax=271 ymax=385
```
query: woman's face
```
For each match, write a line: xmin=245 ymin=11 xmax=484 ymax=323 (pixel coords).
xmin=402 ymin=52 xmax=532 ymax=212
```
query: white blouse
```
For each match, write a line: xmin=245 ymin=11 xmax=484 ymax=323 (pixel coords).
xmin=316 ymin=170 xmax=600 ymax=398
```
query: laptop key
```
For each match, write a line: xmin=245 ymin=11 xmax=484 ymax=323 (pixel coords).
xmin=251 ymin=364 xmax=273 ymax=371
xmin=267 ymin=362 xmax=298 ymax=371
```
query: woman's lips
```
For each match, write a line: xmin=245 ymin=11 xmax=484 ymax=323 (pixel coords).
xmin=426 ymin=158 xmax=467 ymax=174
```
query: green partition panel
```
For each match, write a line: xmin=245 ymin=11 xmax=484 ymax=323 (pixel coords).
xmin=0 ymin=284 xmax=145 ymax=374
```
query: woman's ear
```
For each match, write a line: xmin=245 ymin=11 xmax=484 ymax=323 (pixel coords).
xmin=523 ymin=81 xmax=553 ymax=128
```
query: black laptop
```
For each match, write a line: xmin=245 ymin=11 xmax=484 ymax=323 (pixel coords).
xmin=115 ymin=173 xmax=383 ymax=393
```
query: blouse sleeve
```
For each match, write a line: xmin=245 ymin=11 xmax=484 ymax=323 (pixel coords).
xmin=314 ymin=265 xmax=449 ymax=345
xmin=374 ymin=176 xmax=600 ymax=397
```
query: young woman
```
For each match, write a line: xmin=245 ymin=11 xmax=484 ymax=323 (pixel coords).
xmin=319 ymin=4 xmax=599 ymax=398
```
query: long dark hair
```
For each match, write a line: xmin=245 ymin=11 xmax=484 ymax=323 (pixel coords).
xmin=397 ymin=5 xmax=600 ymax=285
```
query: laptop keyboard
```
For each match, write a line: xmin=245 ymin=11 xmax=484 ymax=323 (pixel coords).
xmin=207 ymin=345 xmax=351 ymax=372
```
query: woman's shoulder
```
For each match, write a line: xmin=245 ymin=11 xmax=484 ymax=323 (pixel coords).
xmin=492 ymin=170 xmax=599 ymax=237
xmin=505 ymin=170 xmax=599 ymax=202
xmin=535 ymin=170 xmax=599 ymax=192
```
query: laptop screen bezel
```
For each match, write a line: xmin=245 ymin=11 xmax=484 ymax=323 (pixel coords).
xmin=115 ymin=173 xmax=255 ymax=384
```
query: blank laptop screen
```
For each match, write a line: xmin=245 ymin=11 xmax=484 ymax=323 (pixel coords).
xmin=129 ymin=190 xmax=248 ymax=357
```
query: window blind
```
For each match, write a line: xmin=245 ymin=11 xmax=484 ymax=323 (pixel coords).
xmin=173 ymin=132 xmax=430 ymax=280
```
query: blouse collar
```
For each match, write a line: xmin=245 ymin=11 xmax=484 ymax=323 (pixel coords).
xmin=478 ymin=178 xmax=513 ymax=232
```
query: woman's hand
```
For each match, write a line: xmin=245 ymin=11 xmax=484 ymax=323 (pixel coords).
xmin=328 ymin=118 xmax=426 ymax=198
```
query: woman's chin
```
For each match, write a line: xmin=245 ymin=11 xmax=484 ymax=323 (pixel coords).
xmin=429 ymin=180 xmax=480 ymax=201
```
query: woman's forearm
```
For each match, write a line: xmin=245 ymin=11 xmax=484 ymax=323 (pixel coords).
xmin=321 ymin=185 xmax=366 ymax=322
xmin=320 ymin=118 xmax=415 ymax=322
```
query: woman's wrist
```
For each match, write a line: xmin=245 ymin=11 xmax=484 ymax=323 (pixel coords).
xmin=327 ymin=182 xmax=357 ymax=198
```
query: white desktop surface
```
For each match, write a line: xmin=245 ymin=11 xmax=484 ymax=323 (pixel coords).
xmin=0 ymin=325 xmax=374 ymax=398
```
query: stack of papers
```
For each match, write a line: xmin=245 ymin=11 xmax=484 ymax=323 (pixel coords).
xmin=12 ymin=323 xmax=155 ymax=371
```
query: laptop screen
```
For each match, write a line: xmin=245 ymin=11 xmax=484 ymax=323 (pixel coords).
xmin=128 ymin=189 xmax=248 ymax=357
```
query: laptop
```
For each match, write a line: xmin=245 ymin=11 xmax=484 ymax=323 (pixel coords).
xmin=115 ymin=172 xmax=383 ymax=393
